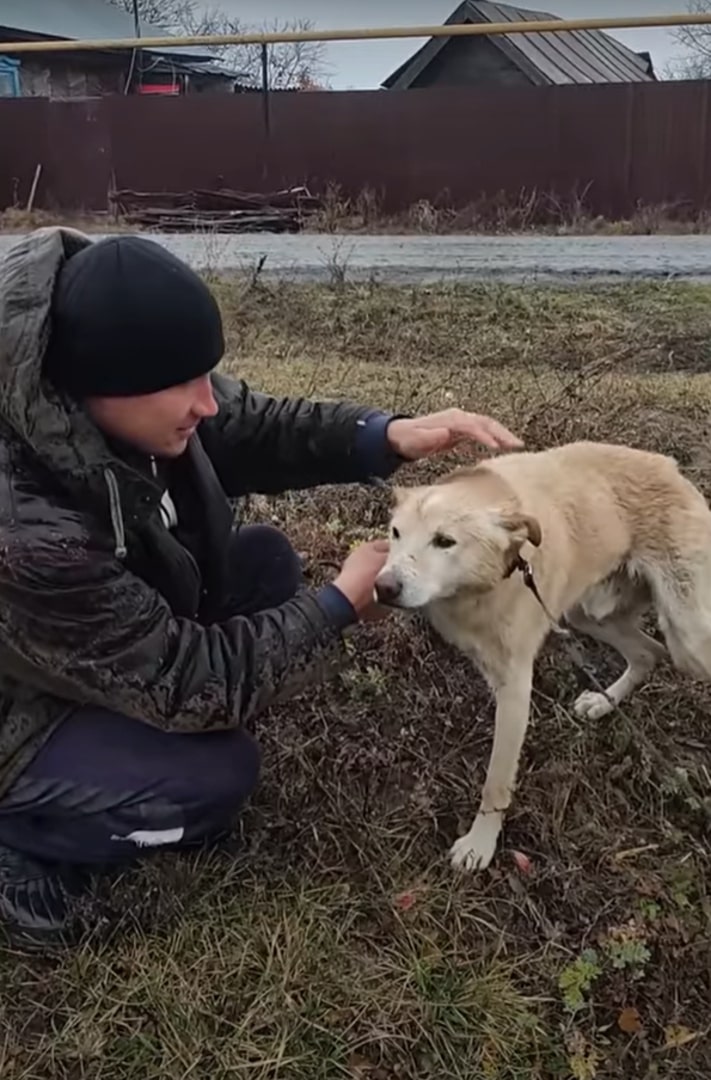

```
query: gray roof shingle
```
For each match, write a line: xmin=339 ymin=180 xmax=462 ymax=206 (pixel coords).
xmin=383 ymin=0 xmax=655 ymax=88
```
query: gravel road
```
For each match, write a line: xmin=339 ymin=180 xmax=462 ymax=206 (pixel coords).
xmin=2 ymin=232 xmax=711 ymax=284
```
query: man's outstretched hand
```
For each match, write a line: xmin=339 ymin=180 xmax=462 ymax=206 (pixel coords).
xmin=387 ymin=409 xmax=523 ymax=461
xmin=334 ymin=540 xmax=390 ymax=622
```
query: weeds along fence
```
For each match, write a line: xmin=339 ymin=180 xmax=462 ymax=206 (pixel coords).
xmin=2 ymin=79 xmax=711 ymax=219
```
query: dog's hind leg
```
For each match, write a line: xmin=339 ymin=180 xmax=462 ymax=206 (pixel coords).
xmin=450 ymin=658 xmax=534 ymax=872
xmin=647 ymin=557 xmax=711 ymax=682
xmin=565 ymin=610 xmax=667 ymax=721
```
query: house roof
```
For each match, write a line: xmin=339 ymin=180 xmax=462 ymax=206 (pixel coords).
xmin=0 ymin=0 xmax=216 ymax=64
xmin=382 ymin=1 xmax=655 ymax=89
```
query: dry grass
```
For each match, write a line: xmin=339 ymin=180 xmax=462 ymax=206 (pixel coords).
xmin=2 ymin=280 xmax=711 ymax=1079
xmin=307 ymin=185 xmax=711 ymax=238
xmin=5 ymin=188 xmax=711 ymax=238
xmin=0 ymin=207 xmax=128 ymax=234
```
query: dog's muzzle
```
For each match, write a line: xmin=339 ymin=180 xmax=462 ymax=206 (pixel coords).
xmin=374 ymin=571 xmax=403 ymax=606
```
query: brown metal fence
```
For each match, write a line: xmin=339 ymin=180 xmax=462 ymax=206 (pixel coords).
xmin=2 ymin=80 xmax=711 ymax=217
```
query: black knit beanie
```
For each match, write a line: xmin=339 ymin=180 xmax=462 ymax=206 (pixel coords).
xmin=44 ymin=236 xmax=225 ymax=397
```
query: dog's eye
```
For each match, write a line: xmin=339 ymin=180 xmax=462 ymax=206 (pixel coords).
xmin=392 ymin=527 xmax=400 ymax=540
xmin=432 ymin=533 xmax=456 ymax=549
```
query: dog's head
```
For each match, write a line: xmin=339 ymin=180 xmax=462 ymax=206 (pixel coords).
xmin=375 ymin=473 xmax=541 ymax=610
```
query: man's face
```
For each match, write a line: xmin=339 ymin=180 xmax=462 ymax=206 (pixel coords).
xmin=85 ymin=373 xmax=219 ymax=458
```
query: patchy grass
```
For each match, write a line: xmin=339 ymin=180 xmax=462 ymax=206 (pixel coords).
xmin=2 ymin=281 xmax=711 ymax=1079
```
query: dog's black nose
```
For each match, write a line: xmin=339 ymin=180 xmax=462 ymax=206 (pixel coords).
xmin=375 ymin=572 xmax=402 ymax=605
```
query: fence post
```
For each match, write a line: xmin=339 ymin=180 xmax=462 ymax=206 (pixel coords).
xmin=260 ymin=43 xmax=271 ymax=136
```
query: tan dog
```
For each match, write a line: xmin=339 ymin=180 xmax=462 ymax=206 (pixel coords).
xmin=375 ymin=442 xmax=711 ymax=872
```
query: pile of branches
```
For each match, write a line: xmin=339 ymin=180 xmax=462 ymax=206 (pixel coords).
xmin=109 ymin=185 xmax=322 ymax=233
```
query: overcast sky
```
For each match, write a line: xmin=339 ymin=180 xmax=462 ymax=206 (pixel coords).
xmin=215 ymin=0 xmax=690 ymax=87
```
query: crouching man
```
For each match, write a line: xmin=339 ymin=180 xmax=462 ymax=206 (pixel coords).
xmin=0 ymin=230 xmax=521 ymax=945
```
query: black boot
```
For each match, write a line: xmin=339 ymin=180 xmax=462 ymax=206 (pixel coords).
xmin=0 ymin=843 xmax=92 ymax=948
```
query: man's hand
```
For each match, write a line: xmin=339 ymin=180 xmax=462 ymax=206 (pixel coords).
xmin=387 ymin=409 xmax=523 ymax=461
xmin=334 ymin=540 xmax=390 ymax=620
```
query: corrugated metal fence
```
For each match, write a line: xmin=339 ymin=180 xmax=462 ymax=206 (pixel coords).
xmin=2 ymin=80 xmax=711 ymax=216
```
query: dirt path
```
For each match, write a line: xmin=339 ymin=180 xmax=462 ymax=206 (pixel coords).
xmin=4 ymin=231 xmax=711 ymax=283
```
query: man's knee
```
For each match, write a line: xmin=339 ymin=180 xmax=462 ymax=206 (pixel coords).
xmin=226 ymin=524 xmax=303 ymax=614
xmin=212 ymin=726 xmax=261 ymax=806
xmin=236 ymin=524 xmax=302 ymax=578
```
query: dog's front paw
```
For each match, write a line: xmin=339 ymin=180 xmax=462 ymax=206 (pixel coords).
xmin=450 ymin=812 xmax=503 ymax=872
xmin=573 ymin=689 xmax=614 ymax=720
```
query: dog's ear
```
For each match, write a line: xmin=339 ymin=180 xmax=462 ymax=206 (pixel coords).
xmin=497 ymin=512 xmax=541 ymax=578
xmin=499 ymin=512 xmax=542 ymax=548
xmin=391 ymin=484 xmax=426 ymax=507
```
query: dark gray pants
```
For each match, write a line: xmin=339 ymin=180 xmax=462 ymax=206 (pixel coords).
xmin=0 ymin=526 xmax=302 ymax=865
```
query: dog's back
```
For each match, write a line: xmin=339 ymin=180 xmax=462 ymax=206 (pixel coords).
xmin=451 ymin=441 xmax=711 ymax=679
xmin=467 ymin=442 xmax=707 ymax=532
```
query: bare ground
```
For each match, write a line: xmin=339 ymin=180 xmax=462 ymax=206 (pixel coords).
xmin=1 ymin=280 xmax=710 ymax=1079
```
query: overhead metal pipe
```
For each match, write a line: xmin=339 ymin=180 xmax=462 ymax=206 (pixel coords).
xmin=0 ymin=12 xmax=708 ymax=56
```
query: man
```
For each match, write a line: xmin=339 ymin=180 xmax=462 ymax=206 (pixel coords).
xmin=0 ymin=228 xmax=521 ymax=946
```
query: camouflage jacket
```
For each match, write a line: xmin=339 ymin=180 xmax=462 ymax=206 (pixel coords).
xmin=0 ymin=228 xmax=398 ymax=797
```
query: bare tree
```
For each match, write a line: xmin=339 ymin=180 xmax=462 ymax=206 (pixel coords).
xmin=109 ymin=0 xmax=330 ymax=89
xmin=110 ymin=0 xmax=199 ymax=33
xmin=203 ymin=15 xmax=331 ymax=90
xmin=668 ymin=0 xmax=711 ymax=78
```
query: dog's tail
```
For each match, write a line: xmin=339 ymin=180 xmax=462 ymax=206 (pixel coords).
xmin=645 ymin=548 xmax=711 ymax=681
